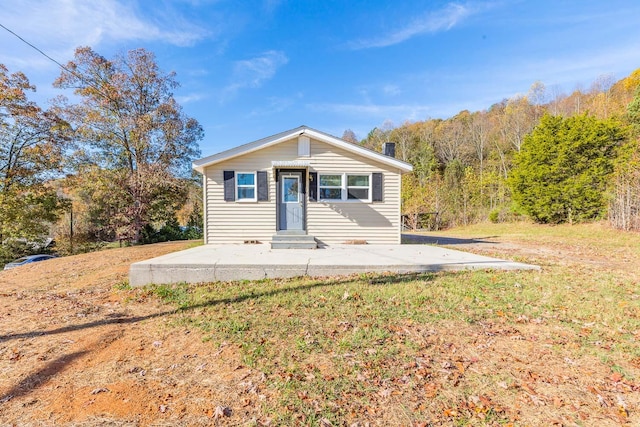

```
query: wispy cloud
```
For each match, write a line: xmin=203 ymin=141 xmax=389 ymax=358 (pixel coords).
xmin=223 ymin=50 xmax=289 ymax=97
xmin=176 ymin=93 xmax=206 ymax=104
xmin=0 ymin=0 xmax=214 ymax=100
xmin=0 ymin=0 xmax=210 ymax=68
xmin=346 ymin=2 xmax=481 ymax=50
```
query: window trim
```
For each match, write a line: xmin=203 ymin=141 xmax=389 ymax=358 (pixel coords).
xmin=236 ymin=171 xmax=257 ymax=202
xmin=317 ymin=172 xmax=372 ymax=203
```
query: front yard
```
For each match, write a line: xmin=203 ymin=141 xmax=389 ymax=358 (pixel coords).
xmin=0 ymin=222 xmax=638 ymax=426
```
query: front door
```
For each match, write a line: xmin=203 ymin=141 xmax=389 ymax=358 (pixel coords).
xmin=278 ymin=171 xmax=304 ymax=231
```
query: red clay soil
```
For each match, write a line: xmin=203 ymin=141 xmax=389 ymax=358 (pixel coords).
xmin=0 ymin=242 xmax=268 ymax=426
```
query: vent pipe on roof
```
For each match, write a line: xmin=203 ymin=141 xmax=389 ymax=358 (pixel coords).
xmin=382 ymin=142 xmax=396 ymax=158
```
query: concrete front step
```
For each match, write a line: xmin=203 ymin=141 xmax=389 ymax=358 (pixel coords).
xmin=271 ymin=234 xmax=316 ymax=242
xmin=271 ymin=233 xmax=317 ymax=249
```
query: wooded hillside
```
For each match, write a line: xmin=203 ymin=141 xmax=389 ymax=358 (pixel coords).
xmin=353 ymin=70 xmax=640 ymax=231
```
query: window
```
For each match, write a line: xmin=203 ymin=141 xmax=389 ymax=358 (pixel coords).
xmin=236 ymin=172 xmax=256 ymax=201
xmin=318 ymin=173 xmax=372 ymax=202
xmin=347 ymin=175 xmax=370 ymax=200
xmin=224 ymin=170 xmax=268 ymax=202
xmin=319 ymin=174 xmax=342 ymax=200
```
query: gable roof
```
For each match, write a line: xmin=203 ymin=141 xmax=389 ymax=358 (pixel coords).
xmin=192 ymin=125 xmax=414 ymax=174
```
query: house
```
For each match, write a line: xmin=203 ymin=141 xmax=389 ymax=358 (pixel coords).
xmin=192 ymin=126 xmax=413 ymax=248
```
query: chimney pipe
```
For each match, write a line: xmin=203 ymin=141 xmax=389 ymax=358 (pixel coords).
xmin=382 ymin=142 xmax=395 ymax=158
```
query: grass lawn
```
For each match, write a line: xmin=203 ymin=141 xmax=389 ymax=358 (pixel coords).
xmin=145 ymin=222 xmax=640 ymax=426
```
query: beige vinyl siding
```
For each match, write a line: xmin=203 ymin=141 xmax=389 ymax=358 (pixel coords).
xmin=203 ymin=137 xmax=403 ymax=245
xmin=204 ymin=139 xmax=298 ymax=244
xmin=307 ymin=141 xmax=401 ymax=245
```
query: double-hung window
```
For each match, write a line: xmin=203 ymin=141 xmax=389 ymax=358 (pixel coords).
xmin=347 ymin=174 xmax=370 ymax=201
xmin=318 ymin=173 xmax=371 ymax=202
xmin=236 ymin=172 xmax=256 ymax=201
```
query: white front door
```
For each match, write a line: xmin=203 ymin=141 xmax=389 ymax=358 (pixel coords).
xmin=279 ymin=172 xmax=303 ymax=230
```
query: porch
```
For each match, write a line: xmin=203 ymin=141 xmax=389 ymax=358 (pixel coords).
xmin=129 ymin=243 xmax=539 ymax=286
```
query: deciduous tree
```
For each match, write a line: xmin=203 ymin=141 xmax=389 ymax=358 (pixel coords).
xmin=610 ymin=85 xmax=640 ymax=230
xmin=54 ymin=47 xmax=203 ymax=242
xmin=0 ymin=64 xmax=69 ymax=251
xmin=341 ymin=129 xmax=358 ymax=144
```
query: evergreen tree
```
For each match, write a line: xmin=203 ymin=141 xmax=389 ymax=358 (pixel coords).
xmin=509 ymin=114 xmax=623 ymax=223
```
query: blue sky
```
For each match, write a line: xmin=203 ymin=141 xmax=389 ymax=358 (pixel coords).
xmin=1 ymin=0 xmax=640 ymax=156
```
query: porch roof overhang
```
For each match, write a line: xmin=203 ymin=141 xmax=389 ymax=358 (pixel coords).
xmin=271 ymin=160 xmax=311 ymax=168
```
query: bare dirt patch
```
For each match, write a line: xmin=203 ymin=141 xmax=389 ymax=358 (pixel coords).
xmin=1 ymin=242 xmax=268 ymax=426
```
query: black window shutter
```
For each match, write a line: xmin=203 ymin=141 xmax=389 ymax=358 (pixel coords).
xmin=372 ymin=172 xmax=383 ymax=202
xmin=223 ymin=170 xmax=235 ymax=201
xmin=257 ymin=171 xmax=268 ymax=201
xmin=309 ymin=172 xmax=318 ymax=202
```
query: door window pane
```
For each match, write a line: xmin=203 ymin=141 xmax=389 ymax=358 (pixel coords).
xmin=283 ymin=177 xmax=299 ymax=202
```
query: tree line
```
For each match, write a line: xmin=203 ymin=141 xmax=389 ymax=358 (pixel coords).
xmin=348 ymin=70 xmax=640 ymax=231
xmin=2 ymin=45 xmax=639 ymax=265
xmin=1 ymin=47 xmax=203 ymax=265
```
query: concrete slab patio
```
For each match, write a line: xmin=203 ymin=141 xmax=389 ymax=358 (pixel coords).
xmin=129 ymin=243 xmax=539 ymax=286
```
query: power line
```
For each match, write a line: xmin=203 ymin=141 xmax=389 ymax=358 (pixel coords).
xmin=0 ymin=21 xmax=113 ymax=102
xmin=0 ymin=22 xmax=76 ymax=77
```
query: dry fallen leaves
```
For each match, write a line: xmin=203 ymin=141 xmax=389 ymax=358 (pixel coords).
xmin=320 ymin=418 xmax=333 ymax=426
xmin=213 ymin=405 xmax=232 ymax=419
